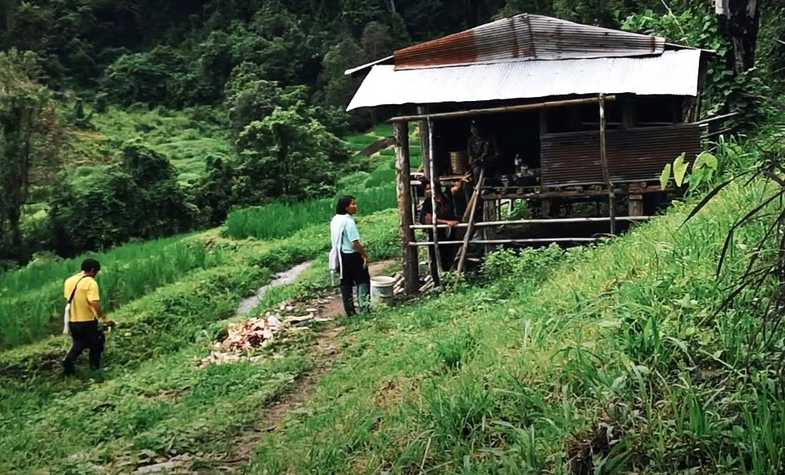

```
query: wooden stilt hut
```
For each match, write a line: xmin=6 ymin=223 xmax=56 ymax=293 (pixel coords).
xmin=345 ymin=14 xmax=712 ymax=293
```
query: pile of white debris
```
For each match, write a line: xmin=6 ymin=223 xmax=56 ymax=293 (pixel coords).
xmin=199 ymin=298 xmax=333 ymax=367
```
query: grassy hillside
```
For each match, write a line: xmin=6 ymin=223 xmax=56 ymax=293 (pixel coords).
xmin=64 ymin=105 xmax=232 ymax=183
xmin=0 ymin=208 xmax=400 ymax=472
xmin=2 ymin=119 xmax=784 ymax=473
xmin=247 ymin=178 xmax=782 ymax=473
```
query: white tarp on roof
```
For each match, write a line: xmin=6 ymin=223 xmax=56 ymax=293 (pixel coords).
xmin=347 ymin=49 xmax=701 ymax=111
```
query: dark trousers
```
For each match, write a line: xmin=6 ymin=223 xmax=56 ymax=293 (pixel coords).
xmin=63 ymin=320 xmax=104 ymax=373
xmin=340 ymin=252 xmax=370 ymax=315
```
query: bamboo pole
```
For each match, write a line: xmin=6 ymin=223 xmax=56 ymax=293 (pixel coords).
xmin=410 ymin=237 xmax=599 ymax=246
xmin=427 ymin=118 xmax=443 ymax=281
xmin=409 ymin=215 xmax=652 ymax=230
xmin=417 ymin=105 xmax=431 ymax=179
xmin=455 ymin=169 xmax=485 ymax=274
xmin=598 ymin=94 xmax=616 ymax=235
xmin=390 ymin=96 xmax=617 ymax=123
xmin=393 ymin=121 xmax=419 ymax=294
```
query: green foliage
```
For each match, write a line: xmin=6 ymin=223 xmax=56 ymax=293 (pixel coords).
xmin=48 ymin=141 xmax=196 ymax=255
xmin=660 ymin=151 xmax=720 ymax=193
xmin=233 ymin=107 xmax=348 ymax=202
xmin=89 ymin=105 xmax=233 ymax=182
xmin=223 ymin=64 xmax=308 ymax=136
xmin=481 ymin=244 xmax=566 ymax=281
xmin=100 ymin=47 xmax=190 ymax=106
xmin=498 ymin=0 xmax=664 ymax=26
xmin=623 ymin=5 xmax=772 ymax=127
xmin=435 ymin=330 xmax=477 ymax=370
xmin=0 ymin=49 xmax=61 ymax=261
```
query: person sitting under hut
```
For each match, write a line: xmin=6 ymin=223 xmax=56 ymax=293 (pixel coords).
xmin=419 ymin=180 xmax=466 ymax=269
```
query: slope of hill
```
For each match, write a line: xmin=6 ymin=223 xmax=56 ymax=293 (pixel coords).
xmin=2 ymin=124 xmax=784 ymax=472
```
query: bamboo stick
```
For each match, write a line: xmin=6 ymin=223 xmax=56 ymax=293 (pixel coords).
xmin=409 ymin=237 xmax=599 ymax=246
xmin=389 ymin=96 xmax=617 ymax=123
xmin=410 ymin=215 xmax=651 ymax=229
xmin=455 ymin=169 xmax=485 ymax=274
xmin=427 ymin=118 xmax=443 ymax=280
xmin=598 ymin=94 xmax=616 ymax=235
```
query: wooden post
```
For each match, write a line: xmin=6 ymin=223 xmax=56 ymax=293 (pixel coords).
xmin=418 ymin=105 xmax=430 ymax=179
xmin=598 ymin=94 xmax=616 ymax=235
xmin=628 ymin=194 xmax=645 ymax=216
xmin=394 ymin=121 xmax=419 ymax=294
xmin=427 ymin=118 xmax=443 ymax=282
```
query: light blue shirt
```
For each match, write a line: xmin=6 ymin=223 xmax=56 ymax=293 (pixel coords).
xmin=330 ymin=214 xmax=360 ymax=253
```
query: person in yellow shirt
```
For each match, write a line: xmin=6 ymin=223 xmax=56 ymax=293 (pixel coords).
xmin=62 ymin=258 xmax=115 ymax=375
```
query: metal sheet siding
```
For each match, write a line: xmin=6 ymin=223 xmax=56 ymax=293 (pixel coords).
xmin=394 ymin=14 xmax=665 ymax=70
xmin=540 ymin=124 xmax=702 ymax=186
xmin=346 ymin=49 xmax=701 ymax=110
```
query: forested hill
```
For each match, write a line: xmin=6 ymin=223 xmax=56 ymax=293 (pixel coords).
xmin=0 ymin=0 xmax=707 ymax=114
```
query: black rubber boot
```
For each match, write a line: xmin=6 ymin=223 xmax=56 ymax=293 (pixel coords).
xmin=357 ymin=283 xmax=370 ymax=314
xmin=340 ymin=283 xmax=356 ymax=316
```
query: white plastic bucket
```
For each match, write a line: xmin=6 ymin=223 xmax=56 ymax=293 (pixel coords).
xmin=370 ymin=276 xmax=395 ymax=304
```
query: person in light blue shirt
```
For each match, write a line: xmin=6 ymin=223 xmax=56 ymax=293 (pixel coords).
xmin=330 ymin=195 xmax=370 ymax=315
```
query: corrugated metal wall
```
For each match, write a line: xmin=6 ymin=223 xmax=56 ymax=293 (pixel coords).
xmin=394 ymin=14 xmax=665 ymax=70
xmin=540 ymin=124 xmax=701 ymax=186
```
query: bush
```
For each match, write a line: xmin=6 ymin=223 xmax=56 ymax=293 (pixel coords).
xmin=49 ymin=141 xmax=196 ymax=255
xmin=233 ymin=107 xmax=349 ymax=203
xmin=481 ymin=245 xmax=567 ymax=281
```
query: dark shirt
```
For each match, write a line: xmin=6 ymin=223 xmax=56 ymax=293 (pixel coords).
xmin=418 ymin=192 xmax=456 ymax=225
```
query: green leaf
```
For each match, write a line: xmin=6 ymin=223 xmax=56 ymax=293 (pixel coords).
xmin=660 ymin=163 xmax=671 ymax=190
xmin=694 ymin=151 xmax=718 ymax=171
xmin=673 ymin=153 xmax=688 ymax=187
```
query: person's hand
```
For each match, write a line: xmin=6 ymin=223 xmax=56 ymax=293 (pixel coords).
xmin=103 ymin=318 xmax=116 ymax=327
xmin=362 ymin=255 xmax=370 ymax=267
xmin=447 ymin=220 xmax=459 ymax=228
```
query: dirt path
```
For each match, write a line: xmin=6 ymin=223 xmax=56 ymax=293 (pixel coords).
xmin=130 ymin=260 xmax=396 ymax=474
xmin=200 ymin=259 xmax=396 ymax=473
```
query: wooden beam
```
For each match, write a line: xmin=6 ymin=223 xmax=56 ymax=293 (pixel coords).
xmin=394 ymin=121 xmax=419 ymax=294
xmin=389 ymin=96 xmax=617 ymax=123
xmin=598 ymin=94 xmax=616 ymax=235
xmin=410 ymin=215 xmax=652 ymax=230
xmin=410 ymin=237 xmax=600 ymax=246
xmin=417 ymin=105 xmax=431 ymax=179
xmin=427 ymin=118 xmax=443 ymax=282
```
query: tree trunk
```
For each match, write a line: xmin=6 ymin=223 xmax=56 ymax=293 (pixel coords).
xmin=716 ymin=0 xmax=761 ymax=73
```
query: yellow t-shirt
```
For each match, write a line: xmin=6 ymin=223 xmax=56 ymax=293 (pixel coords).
xmin=63 ymin=272 xmax=100 ymax=322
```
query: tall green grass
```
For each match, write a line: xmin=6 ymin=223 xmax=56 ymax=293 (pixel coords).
xmin=0 ymin=237 xmax=226 ymax=349
xmin=225 ymin=185 xmax=397 ymax=240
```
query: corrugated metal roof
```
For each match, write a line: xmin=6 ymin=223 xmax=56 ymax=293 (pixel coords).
xmin=394 ymin=14 xmax=665 ymax=70
xmin=347 ymin=49 xmax=701 ymax=111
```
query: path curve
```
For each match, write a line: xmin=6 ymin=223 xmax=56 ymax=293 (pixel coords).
xmin=236 ymin=261 xmax=313 ymax=316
